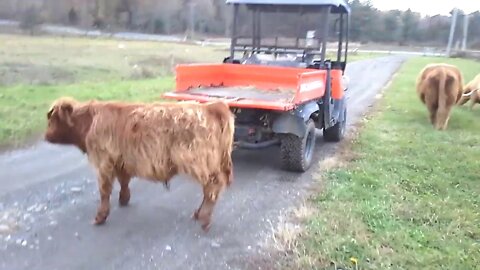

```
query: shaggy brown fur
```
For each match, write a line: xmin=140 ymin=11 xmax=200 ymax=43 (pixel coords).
xmin=458 ymin=74 xmax=480 ymax=110
xmin=45 ymin=97 xmax=235 ymax=232
xmin=416 ymin=63 xmax=464 ymax=130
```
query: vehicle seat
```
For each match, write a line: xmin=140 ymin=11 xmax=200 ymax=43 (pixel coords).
xmin=242 ymin=54 xmax=307 ymax=68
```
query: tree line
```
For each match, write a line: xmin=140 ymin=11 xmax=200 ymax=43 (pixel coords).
xmin=348 ymin=0 xmax=480 ymax=48
xmin=0 ymin=0 xmax=479 ymax=48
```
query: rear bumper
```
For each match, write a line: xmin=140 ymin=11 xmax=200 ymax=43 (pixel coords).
xmin=162 ymin=92 xmax=295 ymax=111
xmin=234 ymin=139 xmax=280 ymax=150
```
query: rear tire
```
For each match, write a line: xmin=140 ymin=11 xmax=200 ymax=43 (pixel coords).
xmin=280 ymin=119 xmax=316 ymax=172
xmin=323 ymin=107 xmax=347 ymax=142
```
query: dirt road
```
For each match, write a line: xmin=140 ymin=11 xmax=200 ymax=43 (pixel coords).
xmin=0 ymin=56 xmax=406 ymax=270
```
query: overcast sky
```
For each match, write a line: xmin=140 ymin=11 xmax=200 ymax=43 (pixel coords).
xmin=370 ymin=0 xmax=479 ymax=16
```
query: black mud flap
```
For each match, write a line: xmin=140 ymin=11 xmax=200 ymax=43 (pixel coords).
xmin=272 ymin=101 xmax=320 ymax=138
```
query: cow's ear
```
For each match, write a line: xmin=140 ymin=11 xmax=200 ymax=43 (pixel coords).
xmin=59 ymin=103 xmax=74 ymax=127
xmin=47 ymin=107 xmax=54 ymax=119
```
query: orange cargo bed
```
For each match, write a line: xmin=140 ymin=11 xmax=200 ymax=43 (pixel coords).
xmin=162 ymin=63 xmax=328 ymax=111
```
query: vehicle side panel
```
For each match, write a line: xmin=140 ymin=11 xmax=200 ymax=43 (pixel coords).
xmin=163 ymin=63 xmax=328 ymax=111
xmin=176 ymin=64 xmax=299 ymax=92
xmin=330 ymin=69 xmax=345 ymax=100
xmin=293 ymin=71 xmax=327 ymax=104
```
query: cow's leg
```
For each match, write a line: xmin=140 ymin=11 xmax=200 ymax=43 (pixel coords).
xmin=192 ymin=197 xmax=205 ymax=221
xmin=470 ymin=99 xmax=476 ymax=110
xmin=192 ymin=176 xmax=213 ymax=221
xmin=429 ymin=109 xmax=437 ymax=126
xmin=425 ymin=98 xmax=438 ymax=126
xmin=116 ymin=168 xmax=131 ymax=207
xmin=457 ymin=95 xmax=470 ymax=106
xmin=194 ymin=175 xmax=226 ymax=232
xmin=195 ymin=190 xmax=217 ymax=232
xmin=423 ymin=87 xmax=438 ymax=127
xmin=436 ymin=105 xmax=452 ymax=130
xmin=163 ymin=179 xmax=171 ymax=191
xmin=94 ymin=167 xmax=115 ymax=225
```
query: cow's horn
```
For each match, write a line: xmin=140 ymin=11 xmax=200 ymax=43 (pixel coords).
xmin=462 ymin=88 xmax=479 ymax=97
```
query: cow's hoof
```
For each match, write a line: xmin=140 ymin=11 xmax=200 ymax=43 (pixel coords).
xmin=92 ymin=218 xmax=106 ymax=225
xmin=119 ymin=191 xmax=130 ymax=207
xmin=163 ymin=182 xmax=170 ymax=191
xmin=119 ymin=197 xmax=130 ymax=207
xmin=93 ymin=212 xmax=109 ymax=225
xmin=201 ymin=223 xmax=211 ymax=233
xmin=192 ymin=211 xmax=200 ymax=221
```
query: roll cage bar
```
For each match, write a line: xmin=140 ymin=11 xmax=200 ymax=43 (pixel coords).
xmin=225 ymin=0 xmax=350 ymax=72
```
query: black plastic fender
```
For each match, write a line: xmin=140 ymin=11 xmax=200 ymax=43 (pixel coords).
xmin=331 ymin=96 xmax=347 ymax=124
xmin=272 ymin=101 xmax=320 ymax=138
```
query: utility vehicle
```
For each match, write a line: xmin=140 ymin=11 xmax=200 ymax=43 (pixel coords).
xmin=163 ymin=0 xmax=351 ymax=172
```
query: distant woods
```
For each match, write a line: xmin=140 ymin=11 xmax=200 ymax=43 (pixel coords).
xmin=0 ymin=0 xmax=230 ymax=37
xmin=0 ymin=0 xmax=479 ymax=48
xmin=348 ymin=0 xmax=480 ymax=48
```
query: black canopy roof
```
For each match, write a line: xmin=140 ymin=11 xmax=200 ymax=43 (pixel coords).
xmin=225 ymin=0 xmax=350 ymax=13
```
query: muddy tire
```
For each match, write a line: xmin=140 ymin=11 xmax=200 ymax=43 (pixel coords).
xmin=323 ymin=107 xmax=347 ymax=142
xmin=280 ymin=119 xmax=316 ymax=172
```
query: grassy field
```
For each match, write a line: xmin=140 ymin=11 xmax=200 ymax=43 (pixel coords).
xmin=0 ymin=34 xmax=228 ymax=85
xmin=292 ymin=57 xmax=480 ymax=269
xmin=0 ymin=33 xmax=379 ymax=147
xmin=326 ymin=51 xmax=383 ymax=62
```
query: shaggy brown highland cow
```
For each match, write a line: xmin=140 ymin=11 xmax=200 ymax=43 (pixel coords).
xmin=416 ymin=63 xmax=464 ymax=130
xmin=45 ymin=97 xmax=235 ymax=232
xmin=458 ymin=73 xmax=480 ymax=110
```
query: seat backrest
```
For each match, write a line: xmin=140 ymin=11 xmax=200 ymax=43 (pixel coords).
xmin=242 ymin=54 xmax=307 ymax=68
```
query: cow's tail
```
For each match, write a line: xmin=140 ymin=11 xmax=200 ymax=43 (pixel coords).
xmin=206 ymin=101 xmax=235 ymax=187
xmin=436 ymin=68 xmax=448 ymax=111
xmin=431 ymin=67 xmax=450 ymax=129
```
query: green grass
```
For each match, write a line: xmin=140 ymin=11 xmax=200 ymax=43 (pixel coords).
xmin=348 ymin=52 xmax=384 ymax=62
xmin=326 ymin=51 xmax=382 ymax=63
xmin=294 ymin=57 xmax=480 ymax=269
xmin=0 ymin=34 xmax=227 ymax=85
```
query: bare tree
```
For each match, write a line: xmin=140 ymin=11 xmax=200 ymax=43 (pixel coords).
xmin=19 ymin=5 xmax=44 ymax=35
xmin=68 ymin=7 xmax=80 ymax=25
